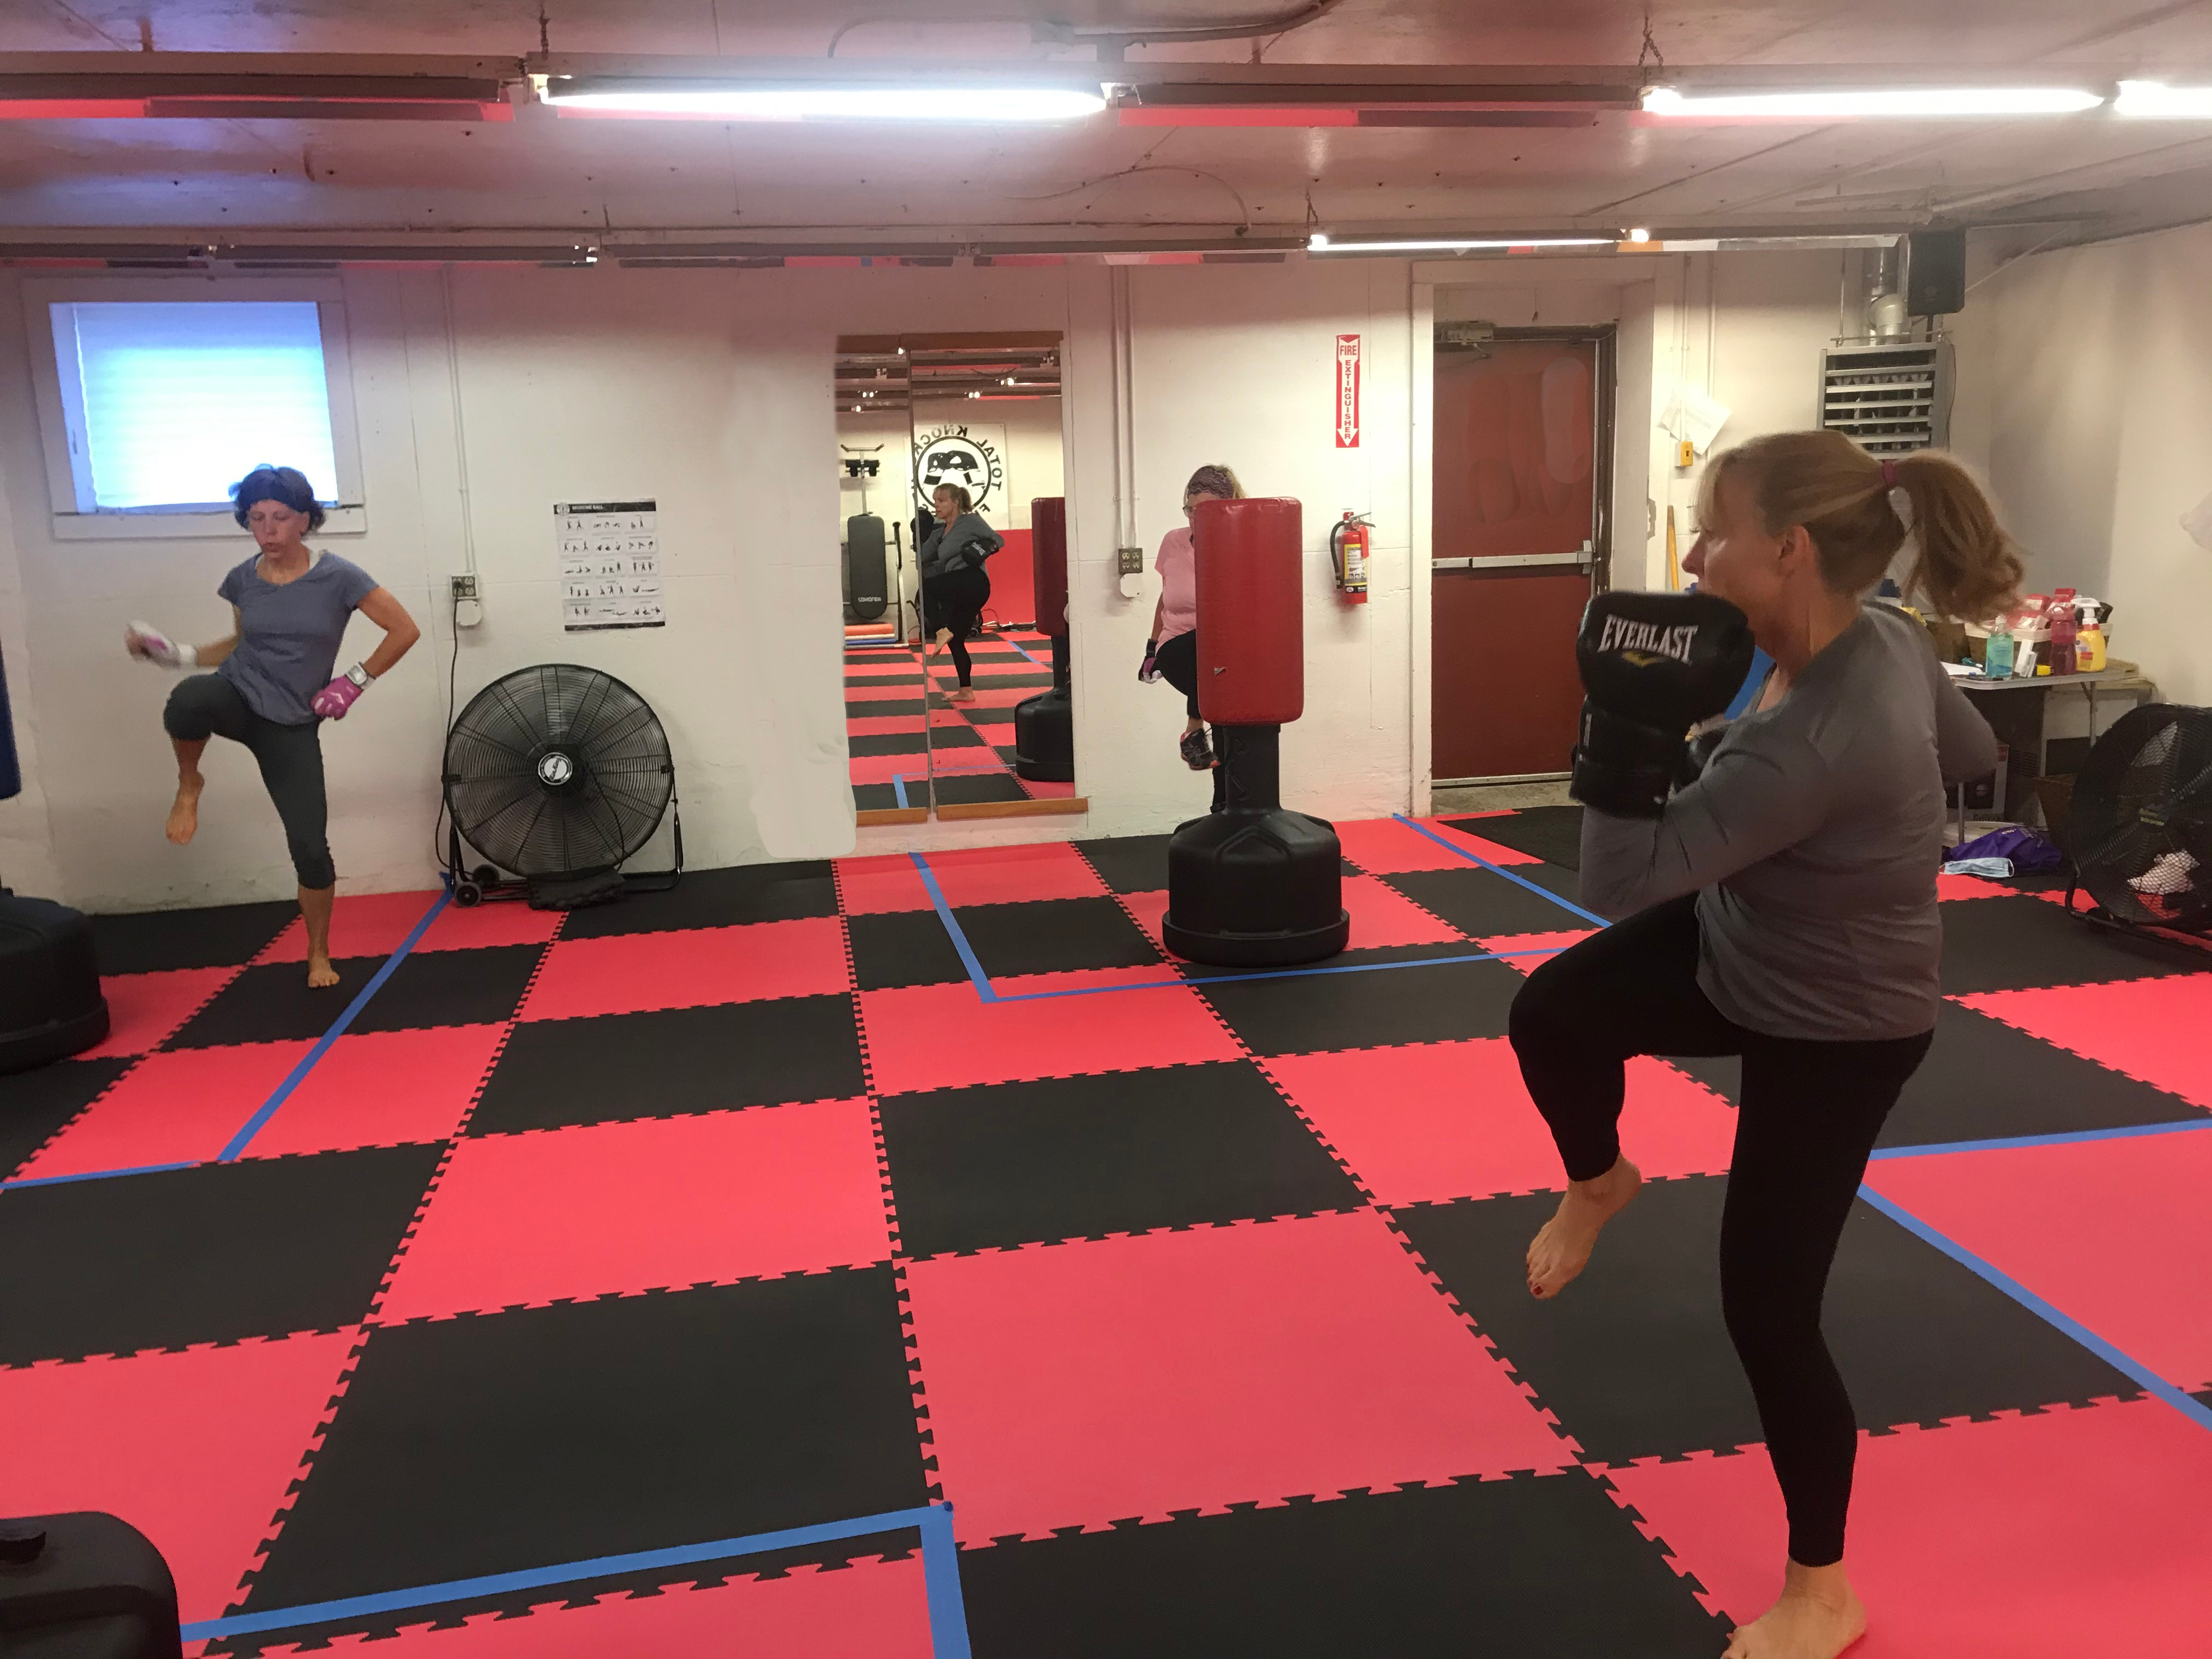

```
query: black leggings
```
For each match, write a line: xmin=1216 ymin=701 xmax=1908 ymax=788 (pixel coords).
xmin=923 ymin=567 xmax=991 ymax=687
xmin=1508 ymin=894 xmax=1932 ymax=1567
xmin=163 ymin=674 xmax=334 ymax=889
xmin=1150 ymin=631 xmax=1224 ymax=813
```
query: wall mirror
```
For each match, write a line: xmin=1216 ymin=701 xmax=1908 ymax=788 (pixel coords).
xmin=836 ymin=331 xmax=1082 ymax=825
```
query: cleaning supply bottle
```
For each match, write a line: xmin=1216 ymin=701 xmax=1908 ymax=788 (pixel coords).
xmin=1984 ymin=616 xmax=2016 ymax=679
xmin=2075 ymin=612 xmax=2107 ymax=672
xmin=2048 ymin=588 xmax=2079 ymax=676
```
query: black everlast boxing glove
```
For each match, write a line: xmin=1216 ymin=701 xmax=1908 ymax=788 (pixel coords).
xmin=1571 ymin=591 xmax=1756 ymax=817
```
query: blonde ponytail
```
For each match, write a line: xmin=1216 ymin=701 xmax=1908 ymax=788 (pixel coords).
xmin=1700 ymin=431 xmax=2022 ymax=623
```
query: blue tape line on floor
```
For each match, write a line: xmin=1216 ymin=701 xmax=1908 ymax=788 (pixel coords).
xmin=910 ymin=853 xmax=997 ymax=1001
xmin=1855 ymin=1185 xmax=2212 ymax=1436
xmin=179 ymin=1504 xmax=960 ymax=1644
xmin=985 ymin=946 xmax=1571 ymax=1003
xmin=214 ymin=889 xmax=450 ymax=1163
xmin=0 ymin=1159 xmax=199 ymax=1194
xmin=1869 ymin=1118 xmax=2212 ymax=1161
xmin=1391 ymin=814 xmax=1612 ymax=929
xmin=919 ymin=1502 xmax=974 ymax=1659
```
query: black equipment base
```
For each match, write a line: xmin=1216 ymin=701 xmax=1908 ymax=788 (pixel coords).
xmin=0 ymin=894 xmax=110 ymax=1076
xmin=1013 ymin=636 xmax=1074 ymax=782
xmin=0 ymin=1511 xmax=183 ymax=1658
xmin=1162 ymin=726 xmax=1348 ymax=968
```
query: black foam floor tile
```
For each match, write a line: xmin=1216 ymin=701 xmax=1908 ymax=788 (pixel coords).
xmin=1939 ymin=895 xmax=2197 ymax=994
xmin=848 ymin=732 xmax=934 ymax=759
xmin=848 ymin=909 xmax=971 ymax=991
xmin=346 ymin=944 xmax=544 ymax=1033
xmin=1385 ymin=865 xmax=1596 ymax=939
xmin=932 ymin=774 xmax=1029 ymax=806
xmin=928 ymin=725 xmax=990 ymax=750
xmin=0 ymin=1056 xmax=132 ymax=1181
xmin=848 ymin=698 xmax=926 ymax=717
xmin=954 ymin=898 xmax=1161 ymax=979
xmin=1075 ymin=835 xmax=1172 ymax=895
xmin=0 ymin=1146 xmax=441 ymax=1364
xmin=880 ymin=1060 xmax=1364 ymax=1257
xmin=469 ymin=997 xmax=867 ymax=1135
xmin=853 ymin=782 xmax=904 ymax=811
xmin=166 ymin=958 xmax=386 ymax=1047
xmin=241 ymin=1271 xmax=926 ymax=1609
xmin=1197 ymin=956 xmax=1527 ymax=1056
xmin=961 ymin=1471 xmax=1727 ymax=1658
xmin=86 ymin=900 xmax=296 ymax=974
xmin=1395 ymin=1178 xmax=2136 ymax=1467
xmin=555 ymin=861 xmax=838 ymax=938
xmin=1444 ymin=805 xmax=1584 ymax=870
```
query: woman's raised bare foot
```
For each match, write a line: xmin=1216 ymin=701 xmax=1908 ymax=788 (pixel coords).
xmin=306 ymin=955 xmax=341 ymax=990
xmin=1526 ymin=1156 xmax=1642 ymax=1298
xmin=1722 ymin=1561 xmax=1866 ymax=1659
xmin=165 ymin=775 xmax=205 ymax=845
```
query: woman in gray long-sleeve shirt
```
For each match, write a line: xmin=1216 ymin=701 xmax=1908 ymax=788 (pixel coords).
xmin=1509 ymin=432 xmax=2018 ymax=1659
xmin=914 ymin=483 xmax=1003 ymax=704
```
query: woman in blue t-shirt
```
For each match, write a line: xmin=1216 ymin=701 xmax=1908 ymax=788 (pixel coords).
xmin=126 ymin=465 xmax=420 ymax=989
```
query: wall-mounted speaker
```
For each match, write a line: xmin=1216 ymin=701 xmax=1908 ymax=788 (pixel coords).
xmin=1906 ymin=229 xmax=1967 ymax=316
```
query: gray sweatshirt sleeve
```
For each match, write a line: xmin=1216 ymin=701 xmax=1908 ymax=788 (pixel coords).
xmin=1578 ymin=732 xmax=1835 ymax=920
xmin=1928 ymin=657 xmax=2002 ymax=784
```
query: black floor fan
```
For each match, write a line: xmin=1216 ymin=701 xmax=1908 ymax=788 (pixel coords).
xmin=442 ymin=664 xmax=681 ymax=910
xmin=2062 ymin=702 xmax=2212 ymax=940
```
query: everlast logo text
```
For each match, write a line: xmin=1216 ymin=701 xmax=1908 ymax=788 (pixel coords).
xmin=1598 ymin=617 xmax=1699 ymax=664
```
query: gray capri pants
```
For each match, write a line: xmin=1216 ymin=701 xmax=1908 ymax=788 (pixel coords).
xmin=163 ymin=674 xmax=335 ymax=889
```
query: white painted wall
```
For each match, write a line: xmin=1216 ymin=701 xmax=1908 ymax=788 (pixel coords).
xmin=1954 ymin=219 xmax=2212 ymax=708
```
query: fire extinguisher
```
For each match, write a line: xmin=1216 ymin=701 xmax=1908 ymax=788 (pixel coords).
xmin=1330 ymin=510 xmax=1372 ymax=603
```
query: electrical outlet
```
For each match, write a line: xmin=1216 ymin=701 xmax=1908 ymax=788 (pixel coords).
xmin=1116 ymin=546 xmax=1144 ymax=575
xmin=450 ymin=574 xmax=478 ymax=601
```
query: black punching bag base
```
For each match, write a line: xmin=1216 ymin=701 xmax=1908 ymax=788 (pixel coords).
xmin=1162 ymin=808 xmax=1350 ymax=968
xmin=1012 ymin=686 xmax=1074 ymax=782
xmin=0 ymin=894 xmax=111 ymax=1075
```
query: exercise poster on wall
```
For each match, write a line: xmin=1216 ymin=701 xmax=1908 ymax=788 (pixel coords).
xmin=555 ymin=500 xmax=665 ymax=631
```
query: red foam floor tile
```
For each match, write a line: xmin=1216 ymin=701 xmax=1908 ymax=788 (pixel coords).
xmin=15 ymin=1041 xmax=315 ymax=1180
xmin=1265 ymin=1040 xmax=1737 ymax=1207
xmin=271 ymin=1554 xmax=935 ymax=1658
xmin=988 ymin=964 xmax=1180 ymax=998
xmin=1115 ymin=878 xmax=1465 ymax=961
xmin=1476 ymin=930 xmax=1591 ymax=975
xmin=844 ymin=682 xmax=919 ymax=703
xmin=1607 ymin=1398 xmax=2212 ymax=1656
xmin=0 ymin=1330 xmax=359 ymax=1621
xmin=1934 ymin=872 xmax=2020 ymax=902
xmin=1961 ymin=975 xmax=2212 ymax=1107
xmin=257 ymin=891 xmax=441 ymax=964
xmin=246 ymin=1025 xmax=509 ymax=1160
xmin=836 ymin=855 xmax=935 ymax=916
xmin=376 ymin=1099 xmax=890 ymax=1322
xmin=1336 ymin=816 xmax=1541 ymax=874
xmin=848 ymin=751 xmax=932 ymax=786
xmin=1865 ymin=1127 xmax=2212 ymax=1391
xmin=82 ymin=967 xmax=236 ymax=1058
xmin=858 ymin=978 xmax=1241 ymax=1095
xmin=906 ymin=1207 xmax=1574 ymax=1544
xmin=944 ymin=685 xmax=1039 ymax=709
xmin=851 ymin=713 xmax=928 ymax=736
xmin=917 ymin=843 xmax=1108 ymax=908
xmin=520 ymin=918 xmax=851 ymax=1022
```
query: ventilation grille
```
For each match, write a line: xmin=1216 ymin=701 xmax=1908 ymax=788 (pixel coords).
xmin=1818 ymin=341 xmax=1953 ymax=455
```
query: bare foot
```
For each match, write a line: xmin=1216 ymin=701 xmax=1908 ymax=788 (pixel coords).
xmin=949 ymin=687 xmax=976 ymax=704
xmin=306 ymin=955 xmax=341 ymax=990
xmin=1526 ymin=1156 xmax=1643 ymax=1297
xmin=165 ymin=774 xmax=204 ymax=845
xmin=1723 ymin=1561 xmax=1866 ymax=1659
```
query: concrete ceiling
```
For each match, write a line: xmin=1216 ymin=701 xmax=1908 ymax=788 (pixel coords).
xmin=5 ymin=0 xmax=2212 ymax=250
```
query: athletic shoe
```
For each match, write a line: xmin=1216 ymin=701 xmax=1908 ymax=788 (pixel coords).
xmin=1179 ymin=728 xmax=1215 ymax=770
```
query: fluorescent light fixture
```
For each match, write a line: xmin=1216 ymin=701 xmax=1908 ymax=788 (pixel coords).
xmin=1308 ymin=232 xmax=1616 ymax=253
xmin=1642 ymin=86 xmax=2102 ymax=118
xmin=541 ymin=79 xmax=1107 ymax=122
xmin=1627 ymin=227 xmax=1651 ymax=242
xmin=2115 ymin=80 xmax=2212 ymax=118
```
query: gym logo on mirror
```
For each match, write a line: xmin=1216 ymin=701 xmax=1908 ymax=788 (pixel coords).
xmin=913 ymin=425 xmax=1004 ymax=514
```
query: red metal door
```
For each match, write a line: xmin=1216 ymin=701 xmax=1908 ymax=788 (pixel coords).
xmin=1431 ymin=337 xmax=1604 ymax=781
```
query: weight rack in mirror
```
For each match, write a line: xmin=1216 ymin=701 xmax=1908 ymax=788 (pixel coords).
xmin=836 ymin=331 xmax=1084 ymax=825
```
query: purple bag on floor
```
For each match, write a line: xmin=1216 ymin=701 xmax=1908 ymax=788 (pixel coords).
xmin=1945 ymin=826 xmax=2063 ymax=872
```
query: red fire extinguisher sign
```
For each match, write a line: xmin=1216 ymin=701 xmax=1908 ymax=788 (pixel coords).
xmin=1335 ymin=334 xmax=1361 ymax=448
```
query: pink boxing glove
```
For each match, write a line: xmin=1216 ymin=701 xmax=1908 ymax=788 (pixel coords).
xmin=312 ymin=665 xmax=371 ymax=720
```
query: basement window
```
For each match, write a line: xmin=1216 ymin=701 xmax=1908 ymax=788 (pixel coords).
xmin=25 ymin=278 xmax=366 ymax=539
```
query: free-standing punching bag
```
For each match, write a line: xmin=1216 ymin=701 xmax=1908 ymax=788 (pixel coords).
xmin=1161 ymin=498 xmax=1350 ymax=966
xmin=0 ymin=641 xmax=110 ymax=1074
xmin=1013 ymin=496 xmax=1073 ymax=782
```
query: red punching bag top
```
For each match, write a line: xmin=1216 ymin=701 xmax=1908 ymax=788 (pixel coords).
xmin=1194 ymin=496 xmax=1303 ymax=726
xmin=1031 ymin=496 xmax=1069 ymax=640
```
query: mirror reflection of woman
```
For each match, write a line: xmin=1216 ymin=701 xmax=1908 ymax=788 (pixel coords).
xmin=914 ymin=483 xmax=1002 ymax=706
xmin=1143 ymin=464 xmax=1243 ymax=812
xmin=126 ymin=465 xmax=420 ymax=989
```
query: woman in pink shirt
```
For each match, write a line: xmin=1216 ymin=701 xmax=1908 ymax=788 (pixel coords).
xmin=1143 ymin=465 xmax=1243 ymax=810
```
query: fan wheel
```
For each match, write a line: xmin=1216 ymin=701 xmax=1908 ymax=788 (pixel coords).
xmin=453 ymin=881 xmax=484 ymax=909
